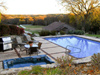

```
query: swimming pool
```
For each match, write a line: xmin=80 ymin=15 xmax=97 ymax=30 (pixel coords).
xmin=45 ymin=36 xmax=100 ymax=58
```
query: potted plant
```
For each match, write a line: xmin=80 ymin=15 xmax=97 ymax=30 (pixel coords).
xmin=28 ymin=41 xmax=33 ymax=47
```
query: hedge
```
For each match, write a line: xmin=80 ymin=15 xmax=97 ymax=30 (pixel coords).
xmin=0 ymin=24 xmax=24 ymax=36
xmin=67 ymin=30 xmax=85 ymax=35
xmin=0 ymin=25 xmax=10 ymax=36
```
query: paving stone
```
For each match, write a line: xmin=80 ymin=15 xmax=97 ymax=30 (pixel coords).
xmin=19 ymin=50 xmax=46 ymax=57
xmin=38 ymin=40 xmax=50 ymax=43
xmin=0 ymin=50 xmax=18 ymax=61
xmin=42 ymin=47 xmax=67 ymax=54
xmin=41 ymin=63 xmax=57 ymax=68
xmin=41 ymin=43 xmax=58 ymax=49
xmin=33 ymin=37 xmax=44 ymax=41
xmin=0 ymin=67 xmax=32 ymax=75
xmin=73 ymin=56 xmax=91 ymax=64
xmin=0 ymin=62 xmax=3 ymax=69
xmin=38 ymin=50 xmax=46 ymax=55
xmin=50 ymin=53 xmax=67 ymax=59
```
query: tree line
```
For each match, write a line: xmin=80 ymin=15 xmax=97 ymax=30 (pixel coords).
xmin=1 ymin=10 xmax=100 ymax=34
xmin=1 ymin=14 xmax=59 ymax=25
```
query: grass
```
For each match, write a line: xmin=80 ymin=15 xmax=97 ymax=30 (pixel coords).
xmin=23 ymin=25 xmax=44 ymax=28
xmin=18 ymin=66 xmax=46 ymax=75
xmin=19 ymin=25 xmax=44 ymax=34
xmin=24 ymin=29 xmax=41 ymax=33
xmin=85 ymin=34 xmax=100 ymax=38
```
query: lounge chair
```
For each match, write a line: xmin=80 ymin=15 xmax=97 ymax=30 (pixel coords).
xmin=14 ymin=36 xmax=26 ymax=51
xmin=23 ymin=34 xmax=32 ymax=42
xmin=23 ymin=34 xmax=38 ymax=43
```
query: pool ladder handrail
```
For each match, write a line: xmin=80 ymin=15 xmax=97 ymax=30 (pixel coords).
xmin=66 ymin=45 xmax=81 ymax=54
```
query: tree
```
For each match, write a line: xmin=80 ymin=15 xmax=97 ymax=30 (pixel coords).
xmin=59 ymin=0 xmax=100 ymax=30
xmin=87 ymin=7 xmax=100 ymax=33
xmin=44 ymin=15 xmax=59 ymax=25
xmin=0 ymin=2 xmax=7 ymax=23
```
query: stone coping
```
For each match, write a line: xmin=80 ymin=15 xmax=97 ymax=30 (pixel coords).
xmin=0 ymin=63 xmax=57 ymax=75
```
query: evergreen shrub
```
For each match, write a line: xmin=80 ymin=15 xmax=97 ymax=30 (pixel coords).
xmin=0 ymin=24 xmax=10 ymax=36
xmin=39 ymin=30 xmax=50 ymax=36
xmin=50 ymin=31 xmax=56 ymax=35
xmin=67 ymin=30 xmax=74 ymax=34
xmin=74 ymin=30 xmax=85 ymax=35
xmin=0 ymin=24 xmax=24 ymax=36
xmin=60 ymin=31 xmax=66 ymax=35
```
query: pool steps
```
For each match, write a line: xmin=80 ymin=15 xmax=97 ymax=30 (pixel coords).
xmin=66 ymin=45 xmax=81 ymax=54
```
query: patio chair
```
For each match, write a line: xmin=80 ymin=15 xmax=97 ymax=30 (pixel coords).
xmin=14 ymin=36 xmax=26 ymax=51
xmin=37 ymin=42 xmax=42 ymax=50
xmin=23 ymin=34 xmax=32 ymax=42
xmin=26 ymin=47 xmax=38 ymax=56
xmin=23 ymin=34 xmax=38 ymax=43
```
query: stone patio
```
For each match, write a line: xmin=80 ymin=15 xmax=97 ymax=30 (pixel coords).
xmin=0 ymin=35 xmax=100 ymax=75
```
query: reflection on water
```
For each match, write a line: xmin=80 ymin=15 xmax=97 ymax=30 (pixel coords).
xmin=45 ymin=36 xmax=100 ymax=58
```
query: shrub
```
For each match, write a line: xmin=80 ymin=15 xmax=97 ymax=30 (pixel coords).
xmin=91 ymin=53 xmax=100 ymax=70
xmin=67 ymin=30 xmax=85 ymax=35
xmin=0 ymin=23 xmax=3 ymax=25
xmin=31 ymin=66 xmax=43 ymax=74
xmin=18 ymin=70 xmax=30 ymax=75
xmin=9 ymin=25 xmax=20 ymax=35
xmin=46 ymin=68 xmax=62 ymax=75
xmin=57 ymin=55 xmax=73 ymax=68
xmin=50 ymin=31 xmax=56 ymax=35
xmin=0 ymin=24 xmax=24 ymax=36
xmin=60 ymin=31 xmax=66 ymax=35
xmin=0 ymin=24 xmax=10 ymax=36
xmin=19 ymin=27 xmax=24 ymax=34
xmin=97 ymin=31 xmax=100 ymax=34
xmin=39 ymin=30 xmax=50 ymax=36
xmin=74 ymin=30 xmax=85 ymax=35
xmin=67 ymin=30 xmax=74 ymax=34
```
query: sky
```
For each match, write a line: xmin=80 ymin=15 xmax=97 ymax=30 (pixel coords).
xmin=1 ymin=0 xmax=65 ymax=15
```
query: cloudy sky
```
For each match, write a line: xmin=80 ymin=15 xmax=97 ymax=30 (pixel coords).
xmin=1 ymin=0 xmax=65 ymax=15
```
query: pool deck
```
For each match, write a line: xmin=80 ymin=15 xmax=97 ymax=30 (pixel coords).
xmin=0 ymin=35 xmax=100 ymax=74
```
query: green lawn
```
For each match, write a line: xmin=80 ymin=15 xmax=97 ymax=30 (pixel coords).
xmin=85 ymin=34 xmax=100 ymax=38
xmin=19 ymin=25 xmax=44 ymax=34
xmin=24 ymin=25 xmax=44 ymax=28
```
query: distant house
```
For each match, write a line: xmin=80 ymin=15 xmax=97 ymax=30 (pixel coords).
xmin=43 ymin=22 xmax=75 ymax=33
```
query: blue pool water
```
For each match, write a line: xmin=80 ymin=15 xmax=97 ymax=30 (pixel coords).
xmin=3 ymin=55 xmax=54 ymax=69
xmin=45 ymin=36 xmax=100 ymax=58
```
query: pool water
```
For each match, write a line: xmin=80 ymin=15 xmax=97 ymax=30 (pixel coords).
xmin=3 ymin=55 xmax=54 ymax=69
xmin=45 ymin=36 xmax=100 ymax=58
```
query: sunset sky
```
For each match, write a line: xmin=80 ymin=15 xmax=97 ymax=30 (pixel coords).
xmin=1 ymin=0 xmax=65 ymax=15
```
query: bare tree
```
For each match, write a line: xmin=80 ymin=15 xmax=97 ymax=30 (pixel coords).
xmin=59 ymin=0 xmax=100 ymax=30
xmin=60 ymin=0 xmax=100 ymax=15
xmin=0 ymin=2 xmax=7 ymax=23
xmin=0 ymin=2 xmax=7 ymax=10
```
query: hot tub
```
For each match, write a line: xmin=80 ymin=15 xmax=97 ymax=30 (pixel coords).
xmin=3 ymin=55 xmax=55 ymax=69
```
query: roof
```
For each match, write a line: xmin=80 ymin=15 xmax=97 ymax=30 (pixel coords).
xmin=43 ymin=22 xmax=65 ymax=31
xmin=43 ymin=22 xmax=75 ymax=31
